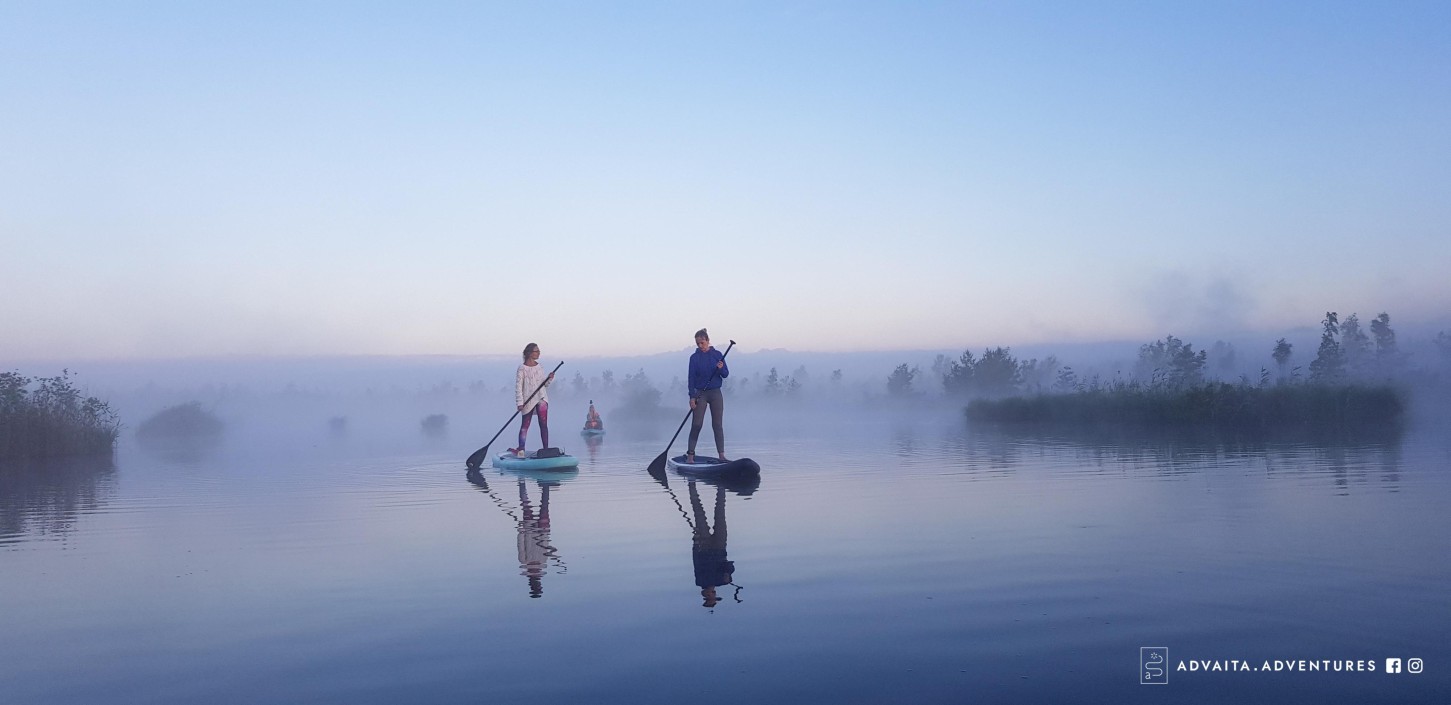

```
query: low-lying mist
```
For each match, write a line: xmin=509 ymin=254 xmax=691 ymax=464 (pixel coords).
xmin=8 ymin=314 xmax=1449 ymax=464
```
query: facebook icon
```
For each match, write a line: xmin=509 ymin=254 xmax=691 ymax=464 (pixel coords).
xmin=1387 ymin=658 xmax=1402 ymax=674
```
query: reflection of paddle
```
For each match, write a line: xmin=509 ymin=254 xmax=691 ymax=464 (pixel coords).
xmin=465 ymin=467 xmax=520 ymax=522
xmin=466 ymin=361 xmax=564 ymax=470
xmin=647 ymin=340 xmax=734 ymax=480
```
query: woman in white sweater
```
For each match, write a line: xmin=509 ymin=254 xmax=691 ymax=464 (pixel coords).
xmin=512 ymin=342 xmax=555 ymax=457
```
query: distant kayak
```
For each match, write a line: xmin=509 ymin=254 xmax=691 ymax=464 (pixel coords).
xmin=668 ymin=455 xmax=761 ymax=477
xmin=491 ymin=451 xmax=580 ymax=472
xmin=580 ymin=428 xmax=605 ymax=436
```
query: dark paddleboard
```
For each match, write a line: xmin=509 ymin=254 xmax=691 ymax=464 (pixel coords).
xmin=667 ymin=455 xmax=761 ymax=477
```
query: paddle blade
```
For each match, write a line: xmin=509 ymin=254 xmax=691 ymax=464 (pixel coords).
xmin=464 ymin=467 xmax=489 ymax=490
xmin=465 ymin=444 xmax=491 ymax=470
xmin=646 ymin=451 xmax=669 ymax=480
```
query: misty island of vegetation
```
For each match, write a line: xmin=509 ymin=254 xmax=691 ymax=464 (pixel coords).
xmin=0 ymin=371 xmax=119 ymax=461
xmin=954 ymin=312 xmax=1417 ymax=434
xmin=135 ymin=402 xmax=224 ymax=441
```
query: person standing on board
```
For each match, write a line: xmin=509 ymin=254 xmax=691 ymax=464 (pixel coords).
xmin=511 ymin=342 xmax=555 ymax=458
xmin=686 ymin=328 xmax=729 ymax=462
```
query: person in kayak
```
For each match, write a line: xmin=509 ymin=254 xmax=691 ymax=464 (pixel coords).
xmin=584 ymin=400 xmax=603 ymax=430
xmin=686 ymin=328 xmax=729 ymax=462
xmin=511 ymin=342 xmax=554 ymax=458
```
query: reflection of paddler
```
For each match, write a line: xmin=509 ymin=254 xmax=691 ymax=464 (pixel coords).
xmin=465 ymin=468 xmax=567 ymax=599
xmin=517 ymin=480 xmax=557 ymax=598
xmin=688 ymin=480 xmax=737 ymax=608
xmin=582 ymin=431 xmax=603 ymax=462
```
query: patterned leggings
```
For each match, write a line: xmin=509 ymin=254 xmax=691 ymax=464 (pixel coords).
xmin=518 ymin=401 xmax=550 ymax=450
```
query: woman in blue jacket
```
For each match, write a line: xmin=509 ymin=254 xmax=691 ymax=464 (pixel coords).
xmin=686 ymin=328 xmax=730 ymax=462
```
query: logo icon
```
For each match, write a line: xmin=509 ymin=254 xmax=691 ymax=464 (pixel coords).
xmin=1141 ymin=647 xmax=1169 ymax=685
xmin=1386 ymin=658 xmax=1402 ymax=674
xmin=1407 ymin=658 xmax=1423 ymax=674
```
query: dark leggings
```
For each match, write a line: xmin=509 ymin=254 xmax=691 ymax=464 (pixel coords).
xmin=687 ymin=388 xmax=724 ymax=456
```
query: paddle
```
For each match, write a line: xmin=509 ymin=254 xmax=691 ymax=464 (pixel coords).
xmin=466 ymin=360 xmax=564 ymax=470
xmin=646 ymin=340 xmax=735 ymax=480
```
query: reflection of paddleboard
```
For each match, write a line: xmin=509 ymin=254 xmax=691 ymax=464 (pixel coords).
xmin=491 ymin=451 xmax=580 ymax=472
xmin=580 ymin=428 xmax=605 ymax=436
xmin=693 ymin=471 xmax=761 ymax=497
xmin=469 ymin=465 xmax=577 ymax=488
xmin=668 ymin=455 xmax=761 ymax=477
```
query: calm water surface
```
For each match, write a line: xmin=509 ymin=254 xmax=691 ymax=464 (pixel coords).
xmin=3 ymin=410 xmax=1448 ymax=704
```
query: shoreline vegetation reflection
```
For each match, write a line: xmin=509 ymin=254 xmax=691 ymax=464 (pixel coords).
xmin=0 ymin=456 xmax=117 ymax=545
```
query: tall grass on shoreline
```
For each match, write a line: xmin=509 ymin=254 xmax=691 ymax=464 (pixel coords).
xmin=0 ymin=371 xmax=120 ymax=461
xmin=965 ymin=382 xmax=1403 ymax=434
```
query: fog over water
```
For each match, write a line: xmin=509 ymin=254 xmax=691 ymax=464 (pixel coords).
xmin=10 ymin=318 xmax=1449 ymax=440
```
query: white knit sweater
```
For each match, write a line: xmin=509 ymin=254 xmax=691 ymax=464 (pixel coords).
xmin=515 ymin=363 xmax=551 ymax=412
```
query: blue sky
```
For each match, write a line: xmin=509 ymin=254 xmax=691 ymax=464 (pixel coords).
xmin=4 ymin=1 xmax=1448 ymax=360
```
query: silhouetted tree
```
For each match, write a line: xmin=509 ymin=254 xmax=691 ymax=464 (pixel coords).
xmin=1369 ymin=312 xmax=1403 ymax=378
xmin=1340 ymin=313 xmax=1372 ymax=377
xmin=1309 ymin=312 xmax=1344 ymax=383
xmin=887 ymin=364 xmax=918 ymax=397
xmin=1018 ymin=355 xmax=1058 ymax=394
xmin=830 ymin=369 xmax=843 ymax=386
xmin=1054 ymin=366 xmax=1079 ymax=393
xmin=571 ymin=372 xmax=588 ymax=396
xmin=1272 ymin=338 xmax=1293 ymax=380
xmin=942 ymin=350 xmax=976 ymax=396
xmin=975 ymin=347 xmax=1023 ymax=398
xmin=930 ymin=354 xmax=950 ymax=389
xmin=618 ymin=369 xmax=661 ymax=412
xmin=1135 ymin=336 xmax=1206 ymax=387
xmin=764 ymin=368 xmax=782 ymax=396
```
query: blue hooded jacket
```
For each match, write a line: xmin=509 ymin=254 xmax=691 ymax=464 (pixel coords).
xmin=688 ymin=347 xmax=729 ymax=398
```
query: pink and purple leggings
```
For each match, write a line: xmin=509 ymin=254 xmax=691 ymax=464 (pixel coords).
xmin=518 ymin=401 xmax=550 ymax=450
